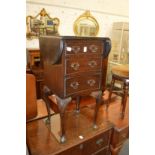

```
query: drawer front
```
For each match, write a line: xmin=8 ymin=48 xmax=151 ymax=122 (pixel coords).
xmin=58 ymin=145 xmax=109 ymax=155
xmin=111 ymin=127 xmax=129 ymax=147
xmin=58 ymin=144 xmax=83 ymax=155
xmin=65 ymin=56 xmax=102 ymax=74
xmin=65 ymin=73 xmax=102 ymax=96
xmin=83 ymin=130 xmax=110 ymax=155
xmin=64 ymin=40 xmax=103 ymax=55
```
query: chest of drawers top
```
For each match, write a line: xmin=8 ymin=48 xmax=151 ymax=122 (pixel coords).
xmin=39 ymin=36 xmax=111 ymax=98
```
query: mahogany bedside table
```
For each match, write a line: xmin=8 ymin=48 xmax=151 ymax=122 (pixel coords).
xmin=39 ymin=36 xmax=111 ymax=143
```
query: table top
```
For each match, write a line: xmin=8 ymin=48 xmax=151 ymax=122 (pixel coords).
xmin=27 ymin=107 xmax=113 ymax=155
xmin=112 ymin=64 xmax=129 ymax=78
xmin=27 ymin=92 xmax=129 ymax=155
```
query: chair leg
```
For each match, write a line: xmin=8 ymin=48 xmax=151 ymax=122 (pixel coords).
xmin=121 ymin=82 xmax=128 ymax=119
xmin=107 ymin=77 xmax=115 ymax=111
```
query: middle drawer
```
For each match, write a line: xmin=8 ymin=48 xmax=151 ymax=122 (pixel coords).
xmin=65 ymin=73 xmax=102 ymax=96
xmin=65 ymin=56 xmax=102 ymax=75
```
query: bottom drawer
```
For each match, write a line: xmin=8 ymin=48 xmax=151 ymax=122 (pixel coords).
xmin=65 ymin=73 xmax=101 ymax=96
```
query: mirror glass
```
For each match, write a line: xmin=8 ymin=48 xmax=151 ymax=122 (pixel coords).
xmin=73 ymin=11 xmax=99 ymax=37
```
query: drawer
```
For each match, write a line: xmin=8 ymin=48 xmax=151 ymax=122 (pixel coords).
xmin=65 ymin=56 xmax=102 ymax=74
xmin=58 ymin=144 xmax=83 ymax=155
xmin=64 ymin=40 xmax=103 ymax=55
xmin=59 ymin=131 xmax=110 ymax=155
xmin=58 ymin=145 xmax=109 ymax=155
xmin=83 ymin=130 xmax=111 ymax=155
xmin=111 ymin=126 xmax=129 ymax=147
xmin=65 ymin=73 xmax=102 ymax=96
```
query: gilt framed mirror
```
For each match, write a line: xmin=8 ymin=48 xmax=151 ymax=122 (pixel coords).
xmin=73 ymin=10 xmax=99 ymax=37
xmin=26 ymin=8 xmax=60 ymax=39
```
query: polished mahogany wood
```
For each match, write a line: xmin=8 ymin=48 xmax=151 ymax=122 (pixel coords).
xmin=39 ymin=36 xmax=111 ymax=98
xmin=27 ymin=107 xmax=113 ymax=155
xmin=39 ymin=36 xmax=111 ymax=143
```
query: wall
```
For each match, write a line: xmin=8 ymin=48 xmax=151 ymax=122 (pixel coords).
xmin=26 ymin=0 xmax=129 ymax=48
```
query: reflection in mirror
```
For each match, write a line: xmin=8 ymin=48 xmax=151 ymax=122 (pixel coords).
xmin=73 ymin=10 xmax=99 ymax=37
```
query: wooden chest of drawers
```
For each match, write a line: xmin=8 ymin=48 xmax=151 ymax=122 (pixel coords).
xmin=39 ymin=36 xmax=111 ymax=98
xmin=39 ymin=36 xmax=111 ymax=143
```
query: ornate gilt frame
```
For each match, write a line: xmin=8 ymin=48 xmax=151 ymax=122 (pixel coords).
xmin=73 ymin=10 xmax=99 ymax=36
xmin=26 ymin=8 xmax=60 ymax=39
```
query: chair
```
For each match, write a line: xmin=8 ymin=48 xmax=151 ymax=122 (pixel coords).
xmin=107 ymin=64 xmax=129 ymax=118
xmin=26 ymin=73 xmax=38 ymax=155
xmin=26 ymin=73 xmax=38 ymax=121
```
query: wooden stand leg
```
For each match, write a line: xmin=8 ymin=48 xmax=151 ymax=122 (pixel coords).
xmin=107 ymin=77 xmax=115 ymax=111
xmin=121 ymin=82 xmax=129 ymax=119
xmin=42 ymin=86 xmax=53 ymax=124
xmin=55 ymin=96 xmax=72 ymax=143
xmin=90 ymin=90 xmax=103 ymax=129
xmin=75 ymin=96 xmax=81 ymax=113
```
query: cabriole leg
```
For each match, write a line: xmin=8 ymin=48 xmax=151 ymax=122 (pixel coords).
xmin=55 ymin=96 xmax=72 ymax=143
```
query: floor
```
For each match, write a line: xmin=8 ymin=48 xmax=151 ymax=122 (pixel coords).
xmin=35 ymin=90 xmax=129 ymax=123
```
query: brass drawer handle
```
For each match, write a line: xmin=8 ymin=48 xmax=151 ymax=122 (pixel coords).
xmin=87 ymin=79 xmax=96 ymax=86
xmin=71 ymin=62 xmax=80 ymax=70
xmin=89 ymin=45 xmax=98 ymax=53
xmin=88 ymin=60 xmax=97 ymax=68
xmin=96 ymin=138 xmax=104 ymax=146
xmin=70 ymin=82 xmax=79 ymax=89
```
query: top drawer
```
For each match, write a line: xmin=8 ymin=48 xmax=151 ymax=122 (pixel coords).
xmin=64 ymin=40 xmax=103 ymax=55
xmin=58 ymin=129 xmax=111 ymax=155
xmin=83 ymin=130 xmax=111 ymax=155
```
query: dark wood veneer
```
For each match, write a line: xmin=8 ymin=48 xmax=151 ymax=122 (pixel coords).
xmin=39 ymin=36 xmax=111 ymax=143
xmin=27 ymin=107 xmax=113 ymax=155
